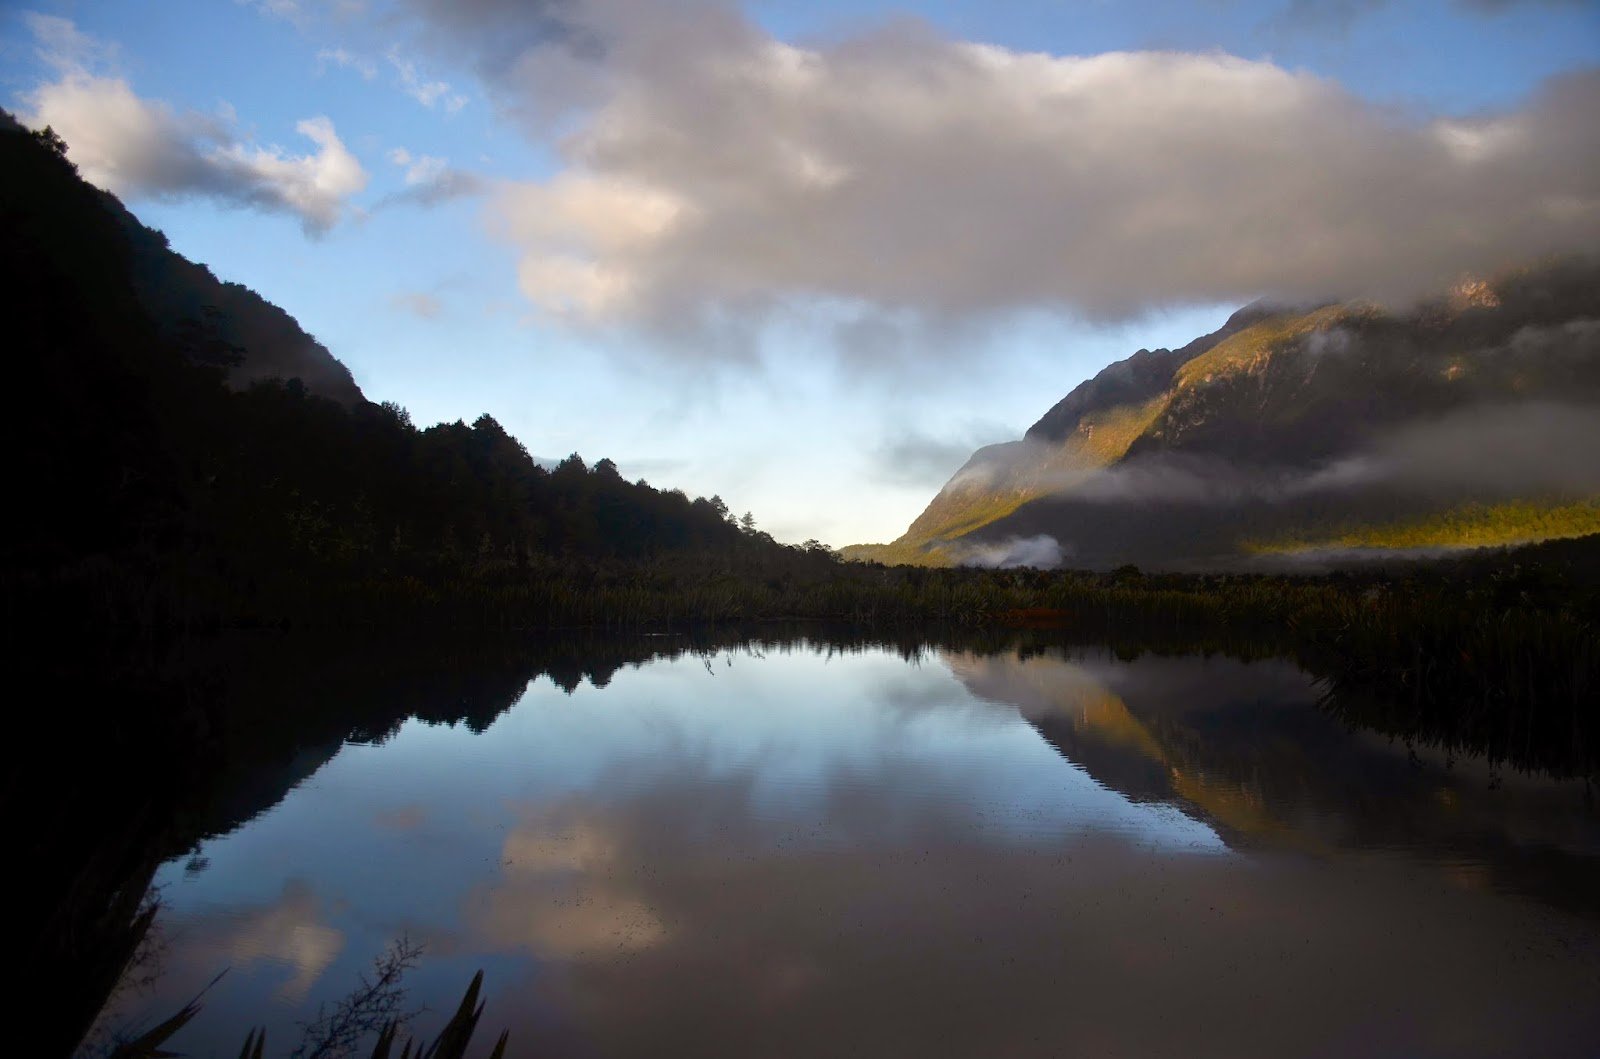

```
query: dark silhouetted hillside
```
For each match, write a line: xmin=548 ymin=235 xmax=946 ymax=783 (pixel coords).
xmin=0 ymin=111 xmax=801 ymax=628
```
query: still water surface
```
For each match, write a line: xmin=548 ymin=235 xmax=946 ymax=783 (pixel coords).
xmin=96 ymin=640 xmax=1600 ymax=1057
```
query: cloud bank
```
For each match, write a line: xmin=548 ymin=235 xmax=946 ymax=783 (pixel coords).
xmin=1305 ymin=401 xmax=1600 ymax=498
xmin=402 ymin=0 xmax=1600 ymax=345
xmin=954 ymin=401 xmax=1600 ymax=510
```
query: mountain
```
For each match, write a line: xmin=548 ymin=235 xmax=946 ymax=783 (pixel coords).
xmin=115 ymin=207 xmax=365 ymax=404
xmin=1 ymin=111 xmax=806 ymax=627
xmin=945 ymin=649 xmax=1600 ymax=913
xmin=0 ymin=111 xmax=362 ymax=405
xmin=851 ymin=260 xmax=1600 ymax=568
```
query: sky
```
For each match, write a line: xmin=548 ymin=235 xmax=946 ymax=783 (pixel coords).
xmin=3 ymin=0 xmax=1597 ymax=546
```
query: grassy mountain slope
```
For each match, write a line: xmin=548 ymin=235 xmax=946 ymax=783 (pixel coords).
xmin=1246 ymin=499 xmax=1600 ymax=554
xmin=854 ymin=260 xmax=1600 ymax=568
xmin=843 ymin=306 xmax=1281 ymax=564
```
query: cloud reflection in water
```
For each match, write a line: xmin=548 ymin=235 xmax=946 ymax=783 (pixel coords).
xmin=129 ymin=642 xmax=1599 ymax=1057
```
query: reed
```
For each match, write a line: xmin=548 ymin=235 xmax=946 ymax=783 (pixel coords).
xmin=106 ymin=972 xmax=506 ymax=1059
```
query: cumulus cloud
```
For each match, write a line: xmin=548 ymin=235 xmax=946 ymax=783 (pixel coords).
xmin=396 ymin=0 xmax=1600 ymax=352
xmin=22 ymin=18 xmax=367 ymax=235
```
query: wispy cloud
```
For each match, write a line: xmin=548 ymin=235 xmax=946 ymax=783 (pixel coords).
xmin=958 ymin=535 xmax=1065 ymax=569
xmin=1273 ymin=0 xmax=1592 ymax=30
xmin=1301 ymin=400 xmax=1600 ymax=498
xmin=235 ymin=0 xmax=368 ymax=29
xmin=387 ymin=46 xmax=468 ymax=113
xmin=21 ymin=11 xmax=118 ymax=73
xmin=952 ymin=398 xmax=1600 ymax=510
xmin=316 ymin=46 xmax=377 ymax=80
xmin=1257 ymin=0 xmax=1597 ymax=49
xmin=235 ymin=0 xmax=312 ymax=29
xmin=872 ymin=423 xmax=1017 ymax=489
xmin=378 ymin=145 xmax=485 ymax=207
xmin=391 ymin=290 xmax=444 ymax=318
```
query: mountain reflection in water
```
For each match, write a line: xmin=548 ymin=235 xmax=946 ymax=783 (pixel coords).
xmin=74 ymin=634 xmax=1600 ymax=1058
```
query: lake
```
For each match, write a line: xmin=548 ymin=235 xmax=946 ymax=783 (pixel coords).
xmin=77 ymin=632 xmax=1600 ymax=1057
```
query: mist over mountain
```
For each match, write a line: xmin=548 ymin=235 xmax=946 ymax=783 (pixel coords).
xmin=851 ymin=261 xmax=1600 ymax=569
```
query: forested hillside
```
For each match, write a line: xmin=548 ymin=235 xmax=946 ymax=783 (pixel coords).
xmin=0 ymin=112 xmax=807 ymax=630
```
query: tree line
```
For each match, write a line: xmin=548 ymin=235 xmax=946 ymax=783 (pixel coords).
xmin=2 ymin=114 xmax=827 ymax=632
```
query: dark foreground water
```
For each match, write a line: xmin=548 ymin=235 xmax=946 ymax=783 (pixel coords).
xmin=80 ymin=636 xmax=1600 ymax=1058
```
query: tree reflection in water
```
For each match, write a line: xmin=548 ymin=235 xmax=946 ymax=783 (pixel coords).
xmin=19 ymin=626 xmax=1598 ymax=1057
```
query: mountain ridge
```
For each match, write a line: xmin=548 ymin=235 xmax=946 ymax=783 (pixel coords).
xmin=3 ymin=109 xmax=822 ymax=626
xmin=849 ymin=260 xmax=1600 ymax=568
xmin=3 ymin=109 xmax=363 ymax=404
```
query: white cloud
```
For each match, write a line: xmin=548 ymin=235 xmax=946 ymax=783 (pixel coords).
xmin=217 ymin=879 xmax=344 ymax=1002
xmin=316 ymin=46 xmax=377 ymax=80
xmin=387 ymin=47 xmax=468 ymax=112
xmin=395 ymin=150 xmax=449 ymax=187
xmin=21 ymin=18 xmax=367 ymax=235
xmin=411 ymin=1 xmax=1600 ymax=354
xmin=959 ymin=534 xmax=1065 ymax=569
xmin=21 ymin=11 xmax=117 ymax=74
xmin=236 ymin=0 xmax=368 ymax=28
xmin=236 ymin=0 xmax=312 ymax=29
xmin=379 ymin=145 xmax=485 ymax=207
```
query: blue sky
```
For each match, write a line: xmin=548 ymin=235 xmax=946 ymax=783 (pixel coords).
xmin=4 ymin=0 xmax=1596 ymax=544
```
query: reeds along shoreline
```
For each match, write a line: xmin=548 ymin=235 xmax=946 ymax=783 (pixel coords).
xmin=106 ymin=967 xmax=507 ymax=1059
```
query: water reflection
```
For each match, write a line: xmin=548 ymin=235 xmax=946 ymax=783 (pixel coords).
xmin=952 ymin=651 xmax=1600 ymax=917
xmin=71 ymin=635 xmax=1600 ymax=1057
